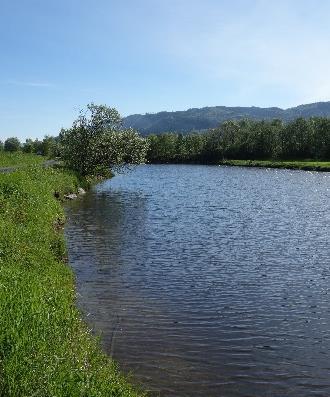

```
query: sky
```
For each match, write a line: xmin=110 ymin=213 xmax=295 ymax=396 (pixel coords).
xmin=1 ymin=0 xmax=330 ymax=140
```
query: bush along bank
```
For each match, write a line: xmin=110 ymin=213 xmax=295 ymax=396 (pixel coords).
xmin=0 ymin=166 xmax=143 ymax=397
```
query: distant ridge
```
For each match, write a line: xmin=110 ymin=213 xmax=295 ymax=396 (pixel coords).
xmin=123 ymin=101 xmax=330 ymax=135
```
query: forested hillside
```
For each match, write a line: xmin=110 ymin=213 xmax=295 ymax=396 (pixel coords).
xmin=124 ymin=102 xmax=330 ymax=134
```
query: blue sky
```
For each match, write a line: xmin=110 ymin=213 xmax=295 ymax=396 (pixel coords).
xmin=1 ymin=0 xmax=330 ymax=140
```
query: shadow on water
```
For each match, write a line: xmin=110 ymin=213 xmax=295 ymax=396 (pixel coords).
xmin=65 ymin=165 xmax=330 ymax=397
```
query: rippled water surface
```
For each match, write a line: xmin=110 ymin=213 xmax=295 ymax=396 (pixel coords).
xmin=65 ymin=165 xmax=330 ymax=397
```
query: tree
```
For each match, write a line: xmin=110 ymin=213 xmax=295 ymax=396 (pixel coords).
xmin=309 ymin=117 xmax=330 ymax=159
xmin=4 ymin=137 xmax=21 ymax=152
xmin=59 ymin=103 xmax=149 ymax=176
xmin=32 ymin=139 xmax=44 ymax=155
xmin=23 ymin=139 xmax=34 ymax=153
xmin=41 ymin=136 xmax=60 ymax=157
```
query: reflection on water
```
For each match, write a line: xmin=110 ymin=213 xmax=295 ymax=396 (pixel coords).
xmin=65 ymin=165 xmax=330 ymax=397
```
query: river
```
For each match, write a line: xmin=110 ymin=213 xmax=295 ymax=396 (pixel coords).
xmin=65 ymin=164 xmax=330 ymax=397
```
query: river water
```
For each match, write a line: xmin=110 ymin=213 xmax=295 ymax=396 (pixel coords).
xmin=65 ymin=165 xmax=330 ymax=397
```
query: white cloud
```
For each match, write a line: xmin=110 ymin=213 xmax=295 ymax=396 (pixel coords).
xmin=2 ymin=80 xmax=55 ymax=88
xmin=144 ymin=0 xmax=330 ymax=107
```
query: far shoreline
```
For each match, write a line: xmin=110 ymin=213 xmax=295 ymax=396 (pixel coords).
xmin=147 ymin=159 xmax=330 ymax=172
xmin=218 ymin=160 xmax=330 ymax=172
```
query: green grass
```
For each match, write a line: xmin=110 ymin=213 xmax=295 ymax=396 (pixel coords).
xmin=0 ymin=152 xmax=45 ymax=167
xmin=0 ymin=166 xmax=143 ymax=397
xmin=219 ymin=159 xmax=330 ymax=171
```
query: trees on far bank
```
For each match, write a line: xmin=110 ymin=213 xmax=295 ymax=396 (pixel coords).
xmin=147 ymin=117 xmax=330 ymax=163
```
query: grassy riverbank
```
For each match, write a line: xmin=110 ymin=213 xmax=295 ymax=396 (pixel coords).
xmin=0 ymin=152 xmax=44 ymax=167
xmin=218 ymin=159 xmax=330 ymax=171
xmin=0 ymin=166 xmax=142 ymax=396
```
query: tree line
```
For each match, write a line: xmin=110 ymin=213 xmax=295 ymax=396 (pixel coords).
xmin=147 ymin=118 xmax=330 ymax=163
xmin=0 ymin=136 xmax=60 ymax=157
xmin=4 ymin=110 xmax=330 ymax=174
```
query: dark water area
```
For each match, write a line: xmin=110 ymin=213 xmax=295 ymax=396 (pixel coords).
xmin=65 ymin=165 xmax=330 ymax=397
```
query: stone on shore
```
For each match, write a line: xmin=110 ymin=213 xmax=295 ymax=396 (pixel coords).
xmin=78 ymin=187 xmax=86 ymax=195
xmin=64 ymin=193 xmax=78 ymax=200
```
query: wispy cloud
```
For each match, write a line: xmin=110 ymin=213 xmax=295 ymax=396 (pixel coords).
xmin=2 ymin=80 xmax=55 ymax=88
xmin=139 ymin=0 xmax=330 ymax=108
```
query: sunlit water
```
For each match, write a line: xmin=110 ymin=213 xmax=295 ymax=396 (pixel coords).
xmin=65 ymin=165 xmax=330 ymax=397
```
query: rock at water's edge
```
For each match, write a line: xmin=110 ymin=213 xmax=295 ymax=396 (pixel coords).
xmin=78 ymin=187 xmax=86 ymax=195
xmin=64 ymin=193 xmax=78 ymax=200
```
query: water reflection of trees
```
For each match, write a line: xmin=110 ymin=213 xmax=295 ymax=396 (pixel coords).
xmin=64 ymin=189 xmax=148 ymax=326
xmin=68 ymin=189 xmax=147 ymax=268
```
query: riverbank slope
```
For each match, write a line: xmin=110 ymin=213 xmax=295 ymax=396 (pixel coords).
xmin=0 ymin=165 xmax=142 ymax=396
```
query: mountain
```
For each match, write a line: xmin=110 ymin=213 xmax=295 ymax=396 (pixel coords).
xmin=123 ymin=101 xmax=330 ymax=135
